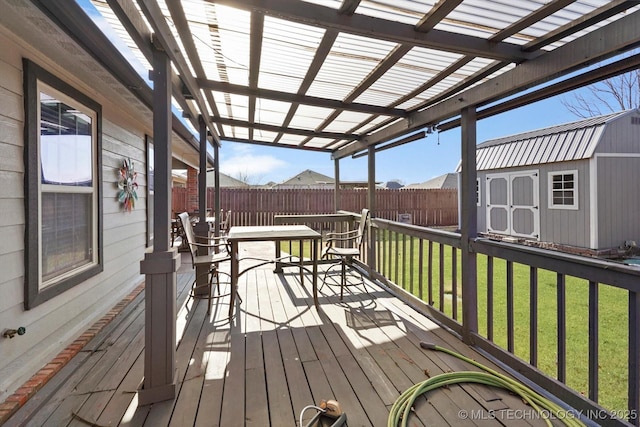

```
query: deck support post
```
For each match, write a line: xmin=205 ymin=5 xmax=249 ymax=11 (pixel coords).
xmin=194 ymin=117 xmax=210 ymax=294
xmin=213 ymin=142 xmax=221 ymax=238
xmin=334 ymin=158 xmax=340 ymax=211
xmin=460 ymin=106 xmax=478 ymax=344
xmin=367 ymin=146 xmax=376 ymax=272
xmin=139 ymin=41 xmax=178 ymax=405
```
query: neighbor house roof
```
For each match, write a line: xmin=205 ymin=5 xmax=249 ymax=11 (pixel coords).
xmin=405 ymin=173 xmax=458 ymax=189
xmin=277 ymin=169 xmax=334 ymax=187
xmin=206 ymin=171 xmax=250 ymax=188
xmin=463 ymin=109 xmax=636 ymax=172
xmin=379 ymin=180 xmax=404 ymax=189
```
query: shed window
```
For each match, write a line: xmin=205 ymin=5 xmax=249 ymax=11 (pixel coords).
xmin=548 ymin=171 xmax=578 ymax=210
xmin=24 ymin=59 xmax=102 ymax=309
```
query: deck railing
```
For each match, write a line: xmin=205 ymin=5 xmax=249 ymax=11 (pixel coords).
xmin=278 ymin=211 xmax=640 ymax=427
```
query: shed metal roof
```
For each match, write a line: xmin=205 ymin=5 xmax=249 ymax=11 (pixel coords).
xmin=475 ymin=109 xmax=635 ymax=171
xmin=71 ymin=1 xmax=640 ymax=159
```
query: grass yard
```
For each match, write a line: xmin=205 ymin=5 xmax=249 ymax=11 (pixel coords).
xmin=282 ymin=234 xmax=630 ymax=414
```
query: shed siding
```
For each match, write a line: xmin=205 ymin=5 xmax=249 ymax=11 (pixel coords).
xmin=594 ymin=111 xmax=640 ymax=154
xmin=0 ymin=27 xmax=151 ymax=400
xmin=478 ymin=161 xmax=591 ymax=248
xmin=538 ymin=161 xmax=591 ymax=248
xmin=477 ymin=174 xmax=487 ymax=231
xmin=596 ymin=156 xmax=640 ymax=249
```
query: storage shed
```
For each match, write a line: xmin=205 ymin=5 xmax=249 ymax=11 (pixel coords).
xmin=469 ymin=109 xmax=640 ymax=252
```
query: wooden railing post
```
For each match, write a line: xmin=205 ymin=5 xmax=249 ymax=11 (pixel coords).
xmin=630 ymin=291 xmax=640 ymax=425
xmin=460 ymin=106 xmax=478 ymax=344
xmin=194 ymin=118 xmax=211 ymax=291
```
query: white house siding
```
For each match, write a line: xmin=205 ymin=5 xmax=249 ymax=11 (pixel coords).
xmin=596 ymin=156 xmax=640 ymax=249
xmin=0 ymin=16 xmax=152 ymax=400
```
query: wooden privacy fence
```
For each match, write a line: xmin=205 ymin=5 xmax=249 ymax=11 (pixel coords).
xmin=172 ymin=187 xmax=458 ymax=227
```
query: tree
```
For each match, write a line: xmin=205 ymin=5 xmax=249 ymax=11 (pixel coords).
xmin=561 ymin=69 xmax=640 ymax=118
xmin=234 ymin=171 xmax=263 ymax=185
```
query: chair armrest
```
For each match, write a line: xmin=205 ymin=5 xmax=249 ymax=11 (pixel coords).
xmin=326 ymin=235 xmax=359 ymax=243
xmin=193 ymin=234 xmax=226 ymax=242
xmin=324 ymin=234 xmax=361 ymax=249
xmin=189 ymin=241 xmax=230 ymax=251
xmin=325 ymin=229 xmax=359 ymax=238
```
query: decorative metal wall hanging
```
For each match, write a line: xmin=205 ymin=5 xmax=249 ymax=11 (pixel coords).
xmin=117 ymin=158 xmax=138 ymax=212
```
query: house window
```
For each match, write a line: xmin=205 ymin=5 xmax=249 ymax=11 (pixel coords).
xmin=147 ymin=136 xmax=154 ymax=247
xmin=24 ymin=59 xmax=102 ymax=309
xmin=548 ymin=170 xmax=578 ymax=210
xmin=476 ymin=178 xmax=481 ymax=206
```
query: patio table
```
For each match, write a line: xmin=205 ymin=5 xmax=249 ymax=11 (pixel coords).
xmin=227 ymin=225 xmax=321 ymax=320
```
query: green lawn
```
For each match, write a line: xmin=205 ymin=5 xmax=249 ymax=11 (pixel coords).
xmin=282 ymin=234 xmax=630 ymax=414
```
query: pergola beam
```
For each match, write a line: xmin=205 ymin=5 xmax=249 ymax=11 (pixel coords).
xmin=223 ymin=137 xmax=332 ymax=153
xmin=210 ymin=116 xmax=360 ymax=140
xmin=298 ymin=44 xmax=412 ymax=146
xmin=208 ymin=0 xmax=534 ymax=62
xmin=335 ymin=9 xmax=640 ymax=158
xmin=320 ymin=0 xmax=578 ymax=151
xmin=196 ymin=77 xmax=405 ymax=117
xmin=522 ymin=0 xmax=638 ymax=52
xmin=489 ymin=0 xmax=577 ymax=43
xmin=415 ymin=0 xmax=463 ymax=32
xmin=275 ymin=30 xmax=338 ymax=144
xmin=338 ymin=0 xmax=360 ymax=15
xmin=437 ymin=51 xmax=640 ymax=131
xmin=248 ymin=13 xmax=264 ymax=141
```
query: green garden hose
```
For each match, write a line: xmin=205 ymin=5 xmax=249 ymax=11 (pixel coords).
xmin=387 ymin=342 xmax=586 ymax=427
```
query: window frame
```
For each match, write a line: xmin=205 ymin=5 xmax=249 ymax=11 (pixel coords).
xmin=23 ymin=59 xmax=103 ymax=309
xmin=548 ymin=170 xmax=579 ymax=210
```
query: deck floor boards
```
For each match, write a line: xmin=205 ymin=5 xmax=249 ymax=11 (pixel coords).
xmin=5 ymin=246 xmax=564 ymax=427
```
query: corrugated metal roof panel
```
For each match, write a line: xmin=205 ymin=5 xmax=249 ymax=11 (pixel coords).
xmin=476 ymin=110 xmax=633 ymax=171
xmin=288 ymin=104 xmax=336 ymax=130
xmin=260 ymin=17 xmax=325 ymax=93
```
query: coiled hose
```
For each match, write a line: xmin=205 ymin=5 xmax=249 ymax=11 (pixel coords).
xmin=388 ymin=342 xmax=586 ymax=427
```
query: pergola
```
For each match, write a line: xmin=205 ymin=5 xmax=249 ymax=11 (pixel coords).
xmin=33 ymin=0 xmax=640 ymax=405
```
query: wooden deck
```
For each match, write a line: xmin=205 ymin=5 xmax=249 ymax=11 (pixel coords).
xmin=6 ymin=242 xmax=563 ymax=427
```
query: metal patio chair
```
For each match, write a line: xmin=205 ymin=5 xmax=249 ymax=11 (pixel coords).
xmin=321 ymin=209 xmax=370 ymax=300
xmin=178 ymin=212 xmax=232 ymax=314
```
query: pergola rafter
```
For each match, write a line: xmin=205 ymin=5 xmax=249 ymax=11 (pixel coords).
xmin=164 ymin=0 xmax=224 ymax=140
xmin=194 ymin=77 xmax=405 ymax=117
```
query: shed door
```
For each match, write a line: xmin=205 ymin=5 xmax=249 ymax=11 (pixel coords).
xmin=486 ymin=171 xmax=539 ymax=240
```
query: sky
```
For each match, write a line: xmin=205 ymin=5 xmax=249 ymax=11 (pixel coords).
xmin=77 ymin=0 xmax=626 ymax=187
